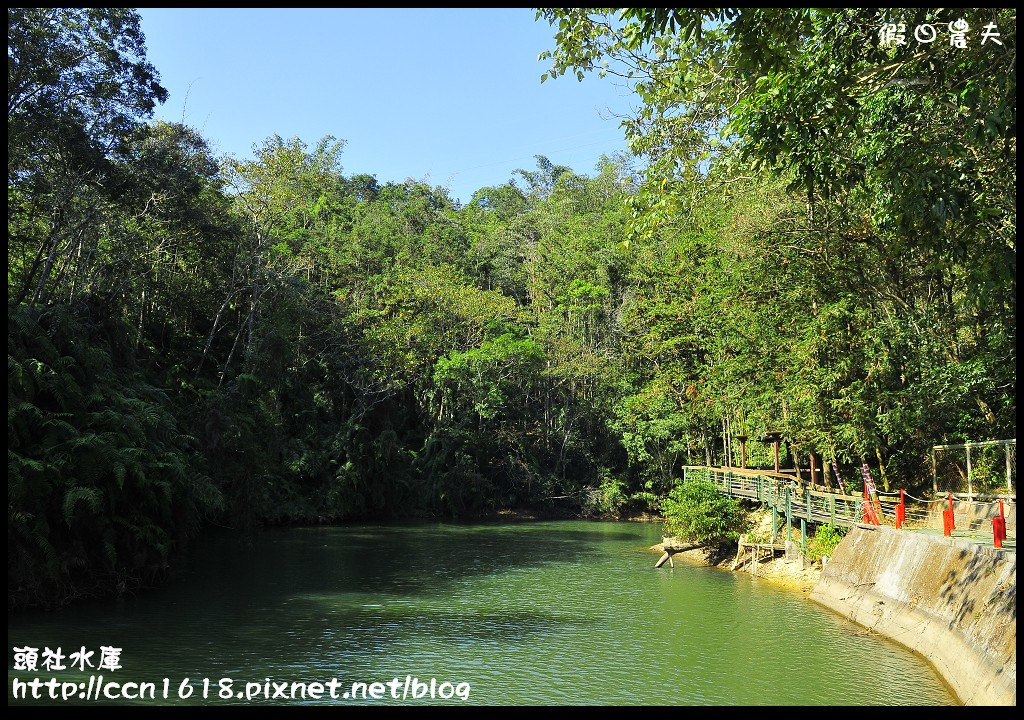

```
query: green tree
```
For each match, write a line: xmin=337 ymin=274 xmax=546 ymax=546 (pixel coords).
xmin=539 ymin=8 xmax=1016 ymax=485
xmin=9 ymin=8 xmax=168 ymax=307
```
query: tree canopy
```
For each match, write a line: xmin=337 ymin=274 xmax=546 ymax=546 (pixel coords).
xmin=7 ymin=8 xmax=1015 ymax=608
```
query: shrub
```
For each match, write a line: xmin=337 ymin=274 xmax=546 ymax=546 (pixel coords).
xmin=582 ymin=474 xmax=628 ymax=516
xmin=661 ymin=477 xmax=744 ymax=545
xmin=808 ymin=523 xmax=846 ymax=563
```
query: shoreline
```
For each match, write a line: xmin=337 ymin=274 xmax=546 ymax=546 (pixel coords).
xmin=649 ymin=505 xmax=823 ymax=593
xmin=648 ymin=540 xmax=822 ymax=594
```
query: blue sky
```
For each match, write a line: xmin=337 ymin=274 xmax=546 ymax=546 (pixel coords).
xmin=138 ymin=8 xmax=637 ymax=204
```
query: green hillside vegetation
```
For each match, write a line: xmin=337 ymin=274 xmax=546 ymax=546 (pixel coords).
xmin=8 ymin=8 xmax=1014 ymax=607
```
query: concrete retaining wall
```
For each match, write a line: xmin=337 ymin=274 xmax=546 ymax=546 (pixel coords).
xmin=923 ymin=500 xmax=1016 ymax=533
xmin=811 ymin=525 xmax=1015 ymax=705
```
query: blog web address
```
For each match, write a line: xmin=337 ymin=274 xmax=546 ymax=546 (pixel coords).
xmin=11 ymin=675 xmax=472 ymax=702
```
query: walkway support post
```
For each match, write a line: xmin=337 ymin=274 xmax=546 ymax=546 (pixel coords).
xmin=967 ymin=445 xmax=973 ymax=502
xmin=762 ymin=432 xmax=783 ymax=474
xmin=786 ymin=486 xmax=792 ymax=540
xmin=1008 ymin=445 xmax=1014 ymax=494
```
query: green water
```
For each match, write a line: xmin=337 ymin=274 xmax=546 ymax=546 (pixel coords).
xmin=9 ymin=521 xmax=955 ymax=705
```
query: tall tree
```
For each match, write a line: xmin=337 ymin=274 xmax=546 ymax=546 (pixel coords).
xmin=539 ymin=8 xmax=1016 ymax=478
xmin=8 ymin=7 xmax=168 ymax=308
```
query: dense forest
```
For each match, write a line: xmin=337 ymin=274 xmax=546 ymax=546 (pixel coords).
xmin=8 ymin=8 xmax=1015 ymax=608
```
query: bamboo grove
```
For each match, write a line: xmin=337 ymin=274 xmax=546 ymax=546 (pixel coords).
xmin=8 ymin=8 xmax=1015 ymax=607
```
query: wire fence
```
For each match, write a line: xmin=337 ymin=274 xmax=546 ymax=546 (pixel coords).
xmin=698 ymin=436 xmax=1016 ymax=501
xmin=874 ymin=491 xmax=1011 ymax=533
xmin=933 ymin=439 xmax=1015 ymax=499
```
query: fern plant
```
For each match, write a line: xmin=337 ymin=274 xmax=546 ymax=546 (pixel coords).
xmin=8 ymin=306 xmax=222 ymax=609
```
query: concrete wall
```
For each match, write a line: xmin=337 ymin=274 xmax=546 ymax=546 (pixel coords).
xmin=811 ymin=525 xmax=1016 ymax=705
xmin=923 ymin=500 xmax=1016 ymax=533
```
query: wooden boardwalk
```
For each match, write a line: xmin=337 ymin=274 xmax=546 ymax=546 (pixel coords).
xmin=683 ymin=465 xmax=867 ymax=529
xmin=677 ymin=465 xmax=1015 ymax=558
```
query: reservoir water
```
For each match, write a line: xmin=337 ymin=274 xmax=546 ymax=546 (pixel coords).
xmin=8 ymin=520 xmax=956 ymax=704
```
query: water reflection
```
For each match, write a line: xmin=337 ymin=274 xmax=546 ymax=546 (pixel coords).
xmin=9 ymin=521 xmax=956 ymax=705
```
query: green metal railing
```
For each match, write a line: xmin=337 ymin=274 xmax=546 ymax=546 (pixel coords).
xmin=681 ymin=465 xmax=1015 ymax=553
xmin=682 ymin=465 xmax=870 ymax=554
xmin=682 ymin=465 xmax=864 ymax=529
